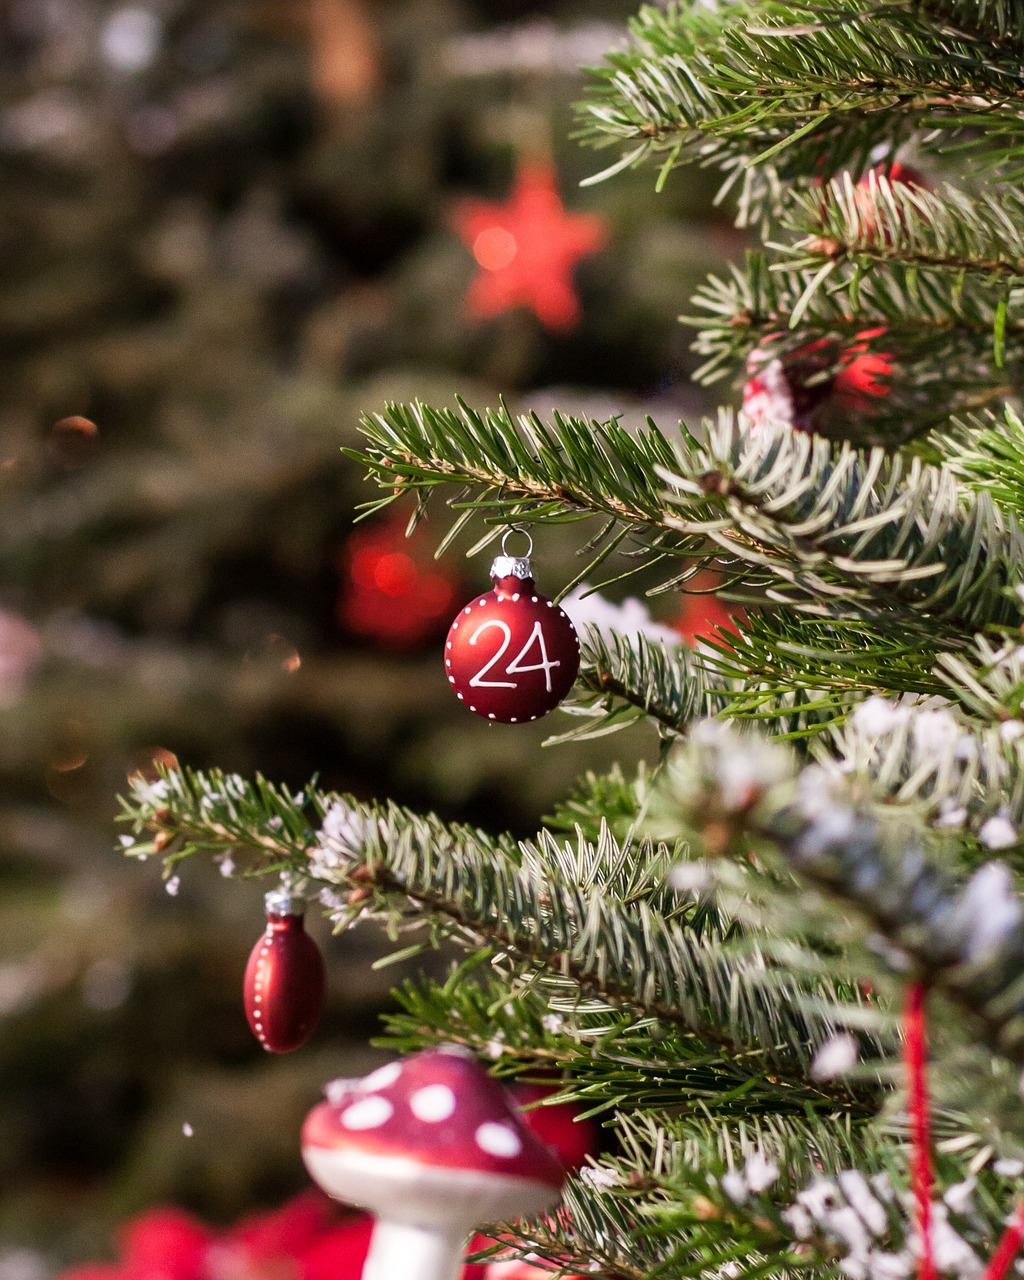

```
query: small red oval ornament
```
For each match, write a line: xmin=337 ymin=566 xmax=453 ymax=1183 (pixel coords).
xmin=444 ymin=547 xmax=579 ymax=723
xmin=244 ymin=891 xmax=325 ymax=1053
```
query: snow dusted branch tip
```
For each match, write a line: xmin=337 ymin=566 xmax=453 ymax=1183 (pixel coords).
xmin=561 ymin=583 xmax=681 ymax=649
xmin=308 ymin=802 xmax=369 ymax=880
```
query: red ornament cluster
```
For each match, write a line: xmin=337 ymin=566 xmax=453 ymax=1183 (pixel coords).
xmin=243 ymin=889 xmax=326 ymax=1053
xmin=444 ymin=553 xmax=580 ymax=723
xmin=742 ymin=326 xmax=893 ymax=435
xmin=744 ymin=161 xmax=925 ymax=435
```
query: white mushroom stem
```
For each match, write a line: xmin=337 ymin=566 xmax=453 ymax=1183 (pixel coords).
xmin=362 ymin=1218 xmax=468 ymax=1280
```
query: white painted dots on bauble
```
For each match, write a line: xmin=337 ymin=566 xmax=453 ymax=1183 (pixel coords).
xmin=341 ymin=1096 xmax=394 ymax=1130
xmin=361 ymin=1061 xmax=403 ymax=1092
xmin=475 ymin=1122 xmax=523 ymax=1158
xmin=409 ymin=1084 xmax=457 ymax=1122
xmin=252 ymin=936 xmax=271 ymax=1045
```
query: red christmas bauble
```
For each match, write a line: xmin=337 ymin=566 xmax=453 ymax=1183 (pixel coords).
xmin=244 ymin=894 xmax=326 ymax=1053
xmin=852 ymin=162 xmax=926 ymax=245
xmin=743 ymin=328 xmax=892 ymax=434
xmin=445 ymin=569 xmax=580 ymax=723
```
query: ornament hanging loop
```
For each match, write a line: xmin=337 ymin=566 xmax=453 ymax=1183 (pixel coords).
xmin=491 ymin=526 xmax=534 ymax=581
xmin=501 ymin=526 xmax=533 ymax=558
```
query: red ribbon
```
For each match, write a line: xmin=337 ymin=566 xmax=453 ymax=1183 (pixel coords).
xmin=981 ymin=1206 xmax=1024 ymax=1280
xmin=902 ymin=982 xmax=1024 ymax=1280
xmin=904 ymin=981 xmax=935 ymax=1280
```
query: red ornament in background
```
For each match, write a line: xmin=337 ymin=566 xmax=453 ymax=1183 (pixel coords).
xmin=339 ymin=510 xmax=460 ymax=650
xmin=453 ymin=161 xmax=607 ymax=332
xmin=851 ymin=161 xmax=927 ymax=245
xmin=445 ymin=534 xmax=580 ymax=723
xmin=513 ymin=1082 xmax=599 ymax=1173
xmin=243 ymin=887 xmax=326 ymax=1053
xmin=672 ymin=569 xmax=744 ymax=648
xmin=742 ymin=328 xmax=892 ymax=434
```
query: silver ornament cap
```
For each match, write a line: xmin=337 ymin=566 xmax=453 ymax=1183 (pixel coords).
xmin=490 ymin=554 xmax=532 ymax=580
xmin=265 ymin=886 xmax=306 ymax=916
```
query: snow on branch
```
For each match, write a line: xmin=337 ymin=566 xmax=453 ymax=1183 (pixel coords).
xmin=118 ymin=763 xmax=874 ymax=1109
xmin=655 ymin=721 xmax=1024 ymax=1067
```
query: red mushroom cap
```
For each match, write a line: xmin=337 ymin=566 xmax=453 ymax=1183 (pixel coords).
xmin=303 ymin=1046 xmax=565 ymax=1191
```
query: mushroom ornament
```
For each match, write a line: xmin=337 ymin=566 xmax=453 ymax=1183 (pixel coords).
xmin=301 ymin=1045 xmax=567 ymax=1280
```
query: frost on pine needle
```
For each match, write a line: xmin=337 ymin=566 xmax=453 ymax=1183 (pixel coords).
xmin=561 ymin=583 xmax=680 ymax=648
xmin=685 ymin=720 xmax=792 ymax=815
xmin=667 ymin=860 xmax=713 ymax=894
xmin=850 ymin=697 xmax=911 ymax=738
xmin=720 ymin=1152 xmax=779 ymax=1204
xmin=744 ymin=1151 xmax=779 ymax=1193
xmin=720 ymin=1170 xmax=748 ymax=1204
xmin=935 ymin=802 xmax=968 ymax=831
xmin=579 ymin=1164 xmax=621 ymax=1191
xmin=911 ymin=708 xmax=964 ymax=756
xmin=308 ymin=801 xmax=368 ymax=877
xmin=978 ymin=813 xmax=1018 ymax=850
xmin=943 ymin=1179 xmax=976 ymax=1214
xmin=947 ymin=862 xmax=1022 ymax=961
xmin=131 ymin=776 xmax=169 ymax=807
xmin=927 ymin=1205 xmax=983 ymax=1280
xmin=165 ymin=875 xmax=180 ymax=896
xmin=811 ymin=1032 xmax=860 ymax=1082
xmin=838 ymin=1171 xmax=888 ymax=1237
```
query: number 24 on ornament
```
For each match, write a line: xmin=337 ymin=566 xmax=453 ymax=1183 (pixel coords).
xmin=444 ymin=531 xmax=579 ymax=724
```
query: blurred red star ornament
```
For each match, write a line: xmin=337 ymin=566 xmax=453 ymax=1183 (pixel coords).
xmin=453 ymin=162 xmax=607 ymax=332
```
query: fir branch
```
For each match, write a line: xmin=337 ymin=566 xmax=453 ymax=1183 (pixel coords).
xmin=569 ymin=625 xmax=863 ymax=747
xmin=655 ymin=723 xmax=1024 ymax=1069
xmin=488 ymin=1110 xmax=1001 ymax=1280
xmin=658 ymin=415 xmax=1024 ymax=640
xmin=706 ymin=609 xmax=951 ymax=719
xmin=381 ymin=960 xmax=870 ymax=1120
xmin=688 ymin=252 xmax=1024 ymax=420
xmin=119 ymin=765 xmax=874 ymax=1111
xmin=578 ymin=0 xmax=1024 ymax=188
xmin=950 ymin=405 xmax=1024 ymax=521
xmin=352 ymin=397 xmax=683 ymax=534
xmin=790 ymin=175 xmax=1024 ymax=280
xmin=820 ymin=694 xmax=1024 ymax=846
xmin=357 ymin=399 xmax=1024 ymax=649
xmin=913 ymin=0 xmax=1024 ymax=53
xmin=563 ymin=628 xmax=732 ymax=742
xmin=935 ymin=635 xmax=1024 ymax=726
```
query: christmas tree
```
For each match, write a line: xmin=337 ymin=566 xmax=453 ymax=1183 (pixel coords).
xmin=117 ymin=2 xmax=1024 ymax=1279
xmin=0 ymin=0 xmax=740 ymax=1259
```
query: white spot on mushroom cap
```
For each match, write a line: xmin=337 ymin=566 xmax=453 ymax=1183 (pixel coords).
xmin=475 ymin=1122 xmax=522 ymax=1158
xmin=361 ymin=1062 xmax=403 ymax=1092
xmin=409 ymin=1084 xmax=457 ymax=1123
xmin=325 ymin=1078 xmax=357 ymax=1105
xmin=341 ymin=1096 xmax=394 ymax=1130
